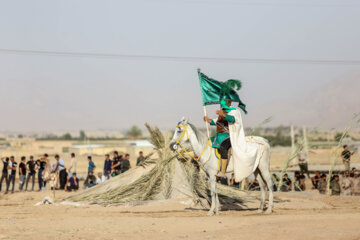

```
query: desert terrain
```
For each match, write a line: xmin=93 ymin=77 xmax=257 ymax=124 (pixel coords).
xmin=0 ymin=189 xmax=359 ymax=240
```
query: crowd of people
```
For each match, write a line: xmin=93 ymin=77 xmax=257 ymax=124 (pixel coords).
xmin=243 ymin=168 xmax=360 ymax=196
xmin=1 ymin=146 xmax=359 ymax=197
xmin=0 ymin=151 xmax=146 ymax=194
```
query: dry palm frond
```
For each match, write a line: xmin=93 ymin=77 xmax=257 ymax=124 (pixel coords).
xmin=250 ymin=117 xmax=273 ymax=136
xmin=66 ymin=124 xmax=259 ymax=209
xmin=145 ymin=123 xmax=165 ymax=158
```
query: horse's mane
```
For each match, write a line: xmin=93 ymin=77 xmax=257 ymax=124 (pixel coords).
xmin=188 ymin=122 xmax=209 ymax=146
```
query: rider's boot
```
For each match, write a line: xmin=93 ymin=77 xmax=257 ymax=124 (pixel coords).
xmin=216 ymin=159 xmax=228 ymax=178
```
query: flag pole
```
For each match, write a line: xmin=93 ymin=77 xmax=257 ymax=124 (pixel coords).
xmin=197 ymin=68 xmax=211 ymax=139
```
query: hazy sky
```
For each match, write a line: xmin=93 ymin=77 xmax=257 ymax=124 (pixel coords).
xmin=1 ymin=0 xmax=360 ymax=132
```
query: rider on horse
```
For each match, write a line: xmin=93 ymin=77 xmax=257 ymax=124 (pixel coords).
xmin=204 ymin=98 xmax=236 ymax=178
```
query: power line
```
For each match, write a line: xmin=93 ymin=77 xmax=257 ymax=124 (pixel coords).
xmin=138 ymin=0 xmax=360 ymax=7
xmin=1 ymin=48 xmax=360 ymax=65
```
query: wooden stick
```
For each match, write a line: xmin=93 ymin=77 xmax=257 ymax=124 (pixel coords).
xmin=203 ymin=106 xmax=210 ymax=139
xmin=197 ymin=68 xmax=210 ymax=139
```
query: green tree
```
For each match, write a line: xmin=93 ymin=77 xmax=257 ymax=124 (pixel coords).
xmin=62 ymin=133 xmax=72 ymax=140
xmin=80 ymin=130 xmax=86 ymax=140
xmin=126 ymin=126 xmax=142 ymax=139
xmin=334 ymin=132 xmax=349 ymax=142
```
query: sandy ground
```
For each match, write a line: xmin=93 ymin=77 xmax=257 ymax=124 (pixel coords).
xmin=0 ymin=189 xmax=359 ymax=240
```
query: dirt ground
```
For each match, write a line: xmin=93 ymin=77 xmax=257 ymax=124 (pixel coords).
xmin=0 ymin=190 xmax=359 ymax=240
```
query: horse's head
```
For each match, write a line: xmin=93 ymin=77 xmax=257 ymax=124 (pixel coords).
xmin=169 ymin=117 xmax=189 ymax=151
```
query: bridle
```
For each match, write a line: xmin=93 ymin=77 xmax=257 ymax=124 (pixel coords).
xmin=172 ymin=123 xmax=212 ymax=165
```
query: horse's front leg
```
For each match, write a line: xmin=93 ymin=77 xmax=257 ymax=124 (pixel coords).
xmin=207 ymin=175 xmax=217 ymax=216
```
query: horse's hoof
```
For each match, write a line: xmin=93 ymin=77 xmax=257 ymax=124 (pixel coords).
xmin=257 ymin=209 xmax=264 ymax=214
xmin=207 ymin=211 xmax=215 ymax=216
xmin=264 ymin=209 xmax=273 ymax=215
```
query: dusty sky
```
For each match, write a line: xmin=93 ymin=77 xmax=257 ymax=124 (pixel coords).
xmin=0 ymin=0 xmax=360 ymax=132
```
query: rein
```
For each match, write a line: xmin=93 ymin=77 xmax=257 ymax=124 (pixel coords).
xmin=172 ymin=124 xmax=212 ymax=165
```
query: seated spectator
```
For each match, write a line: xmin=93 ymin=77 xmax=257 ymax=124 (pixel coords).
xmin=272 ymin=174 xmax=279 ymax=192
xmin=228 ymin=173 xmax=239 ymax=188
xmin=280 ymin=174 xmax=292 ymax=192
xmin=342 ymin=171 xmax=352 ymax=196
xmin=352 ymin=171 xmax=360 ymax=196
xmin=296 ymin=174 xmax=306 ymax=191
xmin=96 ymin=172 xmax=106 ymax=184
xmin=84 ymin=171 xmax=96 ymax=189
xmin=294 ymin=172 xmax=301 ymax=191
xmin=311 ymin=171 xmax=321 ymax=189
xmin=351 ymin=168 xmax=357 ymax=178
xmin=136 ymin=151 xmax=144 ymax=166
xmin=67 ymin=173 xmax=79 ymax=192
xmin=248 ymin=179 xmax=259 ymax=191
xmin=330 ymin=175 xmax=341 ymax=196
xmin=317 ymin=174 xmax=327 ymax=194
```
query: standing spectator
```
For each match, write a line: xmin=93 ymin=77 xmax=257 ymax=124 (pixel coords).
xmin=111 ymin=152 xmax=121 ymax=176
xmin=341 ymin=145 xmax=354 ymax=172
xmin=35 ymin=160 xmax=41 ymax=190
xmin=25 ymin=156 xmax=36 ymax=192
xmin=67 ymin=173 xmax=79 ymax=192
xmin=6 ymin=156 xmax=17 ymax=194
xmin=136 ymin=151 xmax=144 ymax=166
xmin=68 ymin=153 xmax=77 ymax=178
xmin=351 ymin=172 xmax=360 ymax=196
xmin=0 ymin=157 xmax=9 ymax=192
xmin=49 ymin=155 xmax=60 ymax=190
xmin=121 ymin=154 xmax=131 ymax=173
xmin=55 ymin=155 xmax=67 ymax=190
xmin=84 ymin=171 xmax=96 ymax=188
xmin=103 ymin=154 xmax=112 ymax=179
xmin=96 ymin=172 xmax=106 ymax=184
xmin=42 ymin=153 xmax=51 ymax=189
xmin=342 ymin=171 xmax=352 ymax=196
xmin=311 ymin=171 xmax=321 ymax=189
xmin=330 ymin=175 xmax=341 ymax=196
xmin=87 ymin=156 xmax=96 ymax=174
xmin=18 ymin=156 xmax=27 ymax=191
xmin=298 ymin=151 xmax=310 ymax=178
xmin=37 ymin=158 xmax=46 ymax=190
xmin=280 ymin=173 xmax=292 ymax=192
xmin=318 ymin=174 xmax=327 ymax=194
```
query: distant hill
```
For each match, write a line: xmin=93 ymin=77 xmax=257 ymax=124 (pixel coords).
xmin=247 ymin=71 xmax=360 ymax=129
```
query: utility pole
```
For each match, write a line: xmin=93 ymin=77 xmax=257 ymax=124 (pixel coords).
xmin=290 ymin=125 xmax=296 ymax=165
xmin=303 ymin=126 xmax=309 ymax=163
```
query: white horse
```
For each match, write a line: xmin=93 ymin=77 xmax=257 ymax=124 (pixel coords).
xmin=170 ymin=117 xmax=274 ymax=216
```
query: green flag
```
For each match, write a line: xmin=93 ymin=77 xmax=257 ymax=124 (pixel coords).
xmin=198 ymin=71 xmax=247 ymax=114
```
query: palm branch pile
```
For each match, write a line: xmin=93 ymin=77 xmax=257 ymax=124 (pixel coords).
xmin=66 ymin=124 xmax=251 ymax=208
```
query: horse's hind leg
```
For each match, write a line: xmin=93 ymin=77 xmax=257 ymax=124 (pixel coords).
xmin=259 ymin=167 xmax=274 ymax=214
xmin=254 ymin=168 xmax=266 ymax=213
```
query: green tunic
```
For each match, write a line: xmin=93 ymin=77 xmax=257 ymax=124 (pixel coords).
xmin=210 ymin=114 xmax=235 ymax=149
